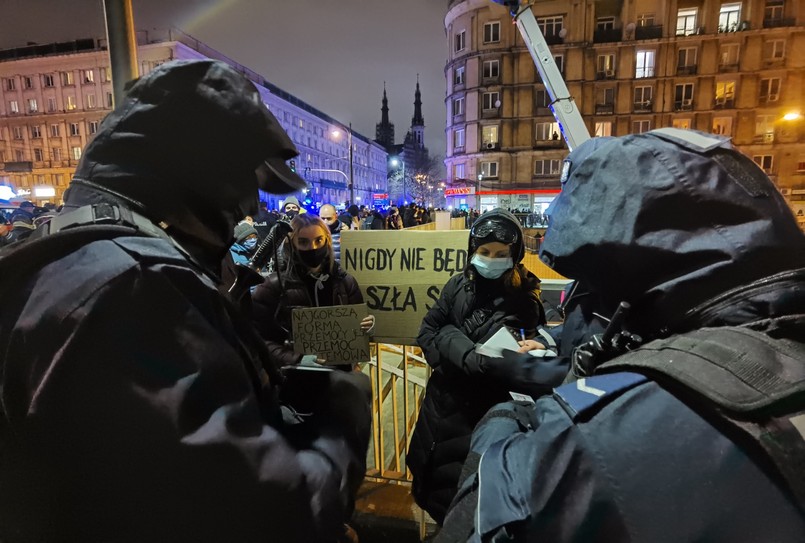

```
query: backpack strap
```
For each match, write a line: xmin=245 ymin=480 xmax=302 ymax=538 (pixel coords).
xmin=598 ymin=325 xmax=805 ymax=512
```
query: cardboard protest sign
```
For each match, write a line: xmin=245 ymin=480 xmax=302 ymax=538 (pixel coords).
xmin=341 ymin=230 xmax=470 ymax=344
xmin=292 ymin=303 xmax=370 ymax=365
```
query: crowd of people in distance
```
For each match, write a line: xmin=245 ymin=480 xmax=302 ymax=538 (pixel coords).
xmin=1 ymin=58 xmax=803 ymax=543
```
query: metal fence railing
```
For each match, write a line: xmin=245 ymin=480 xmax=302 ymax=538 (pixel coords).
xmin=362 ymin=342 xmax=429 ymax=482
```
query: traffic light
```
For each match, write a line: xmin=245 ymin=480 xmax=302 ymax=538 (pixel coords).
xmin=289 ymin=159 xmax=296 ymax=173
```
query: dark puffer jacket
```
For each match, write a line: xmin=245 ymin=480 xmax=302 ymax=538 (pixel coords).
xmin=251 ymin=258 xmax=363 ymax=367
xmin=407 ymin=210 xmax=568 ymax=524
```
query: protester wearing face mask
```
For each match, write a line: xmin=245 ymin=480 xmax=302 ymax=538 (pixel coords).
xmin=407 ymin=208 xmax=569 ymax=525
xmin=229 ymin=221 xmax=260 ymax=265
xmin=251 ymin=213 xmax=375 ymax=368
xmin=319 ymin=203 xmax=344 ymax=262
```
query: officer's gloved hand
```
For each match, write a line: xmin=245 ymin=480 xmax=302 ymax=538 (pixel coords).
xmin=571 ymin=333 xmax=607 ymax=378
xmin=482 ymin=349 xmax=570 ymax=397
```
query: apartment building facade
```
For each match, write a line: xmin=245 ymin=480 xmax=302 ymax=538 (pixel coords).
xmin=444 ymin=0 xmax=805 ymax=216
xmin=0 ymin=31 xmax=388 ymax=209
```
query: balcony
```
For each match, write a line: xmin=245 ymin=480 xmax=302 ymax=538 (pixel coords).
xmin=713 ymin=98 xmax=735 ymax=109
xmin=674 ymin=100 xmax=694 ymax=111
xmin=1 ymin=161 xmax=33 ymax=172
xmin=719 ymin=62 xmax=739 ymax=73
xmin=481 ymin=107 xmax=500 ymax=119
xmin=753 ymin=133 xmax=775 ymax=144
xmin=544 ymin=33 xmax=563 ymax=45
xmin=596 ymin=70 xmax=616 ymax=80
xmin=635 ymin=25 xmax=663 ymax=40
xmin=593 ymin=27 xmax=623 ymax=43
xmin=595 ymin=103 xmax=615 ymax=115
xmin=481 ymin=141 xmax=501 ymax=151
xmin=763 ymin=17 xmax=795 ymax=28
xmin=533 ymin=139 xmax=564 ymax=149
xmin=677 ymin=64 xmax=698 ymax=75
xmin=633 ymin=101 xmax=653 ymax=113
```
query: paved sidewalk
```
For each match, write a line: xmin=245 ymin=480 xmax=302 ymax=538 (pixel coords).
xmin=352 ymin=480 xmax=438 ymax=542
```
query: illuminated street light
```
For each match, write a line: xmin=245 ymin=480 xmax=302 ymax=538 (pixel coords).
xmin=331 ymin=124 xmax=354 ymax=205
xmin=783 ymin=112 xmax=802 ymax=121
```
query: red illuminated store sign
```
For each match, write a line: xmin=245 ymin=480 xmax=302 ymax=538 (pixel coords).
xmin=444 ymin=187 xmax=475 ymax=196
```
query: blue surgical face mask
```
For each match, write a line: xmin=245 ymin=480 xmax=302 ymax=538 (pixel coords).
xmin=243 ymin=237 xmax=258 ymax=251
xmin=471 ymin=254 xmax=513 ymax=279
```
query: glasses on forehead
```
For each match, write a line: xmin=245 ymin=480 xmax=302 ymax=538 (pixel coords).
xmin=470 ymin=220 xmax=518 ymax=244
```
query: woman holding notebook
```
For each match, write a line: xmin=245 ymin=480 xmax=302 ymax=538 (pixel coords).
xmin=407 ymin=208 xmax=569 ymax=525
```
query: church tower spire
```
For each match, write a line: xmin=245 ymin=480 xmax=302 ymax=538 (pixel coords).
xmin=374 ymin=82 xmax=395 ymax=153
xmin=410 ymin=75 xmax=425 ymax=149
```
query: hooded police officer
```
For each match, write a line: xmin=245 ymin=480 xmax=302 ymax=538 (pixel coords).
xmin=0 ymin=60 xmax=371 ymax=543
xmin=438 ymin=128 xmax=805 ymax=542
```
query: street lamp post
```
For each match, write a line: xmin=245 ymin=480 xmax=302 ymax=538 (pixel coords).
xmin=391 ymin=157 xmax=406 ymax=204
xmin=332 ymin=124 xmax=354 ymax=205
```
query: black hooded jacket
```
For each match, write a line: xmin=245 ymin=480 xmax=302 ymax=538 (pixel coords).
xmin=0 ymin=60 xmax=371 ymax=542
xmin=407 ymin=209 xmax=567 ymax=524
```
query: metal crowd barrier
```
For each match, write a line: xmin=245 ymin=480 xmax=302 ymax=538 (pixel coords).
xmin=362 ymin=342 xmax=429 ymax=482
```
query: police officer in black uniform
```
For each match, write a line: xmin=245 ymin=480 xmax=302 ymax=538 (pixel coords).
xmin=0 ymin=60 xmax=371 ymax=543
xmin=438 ymin=128 xmax=805 ymax=542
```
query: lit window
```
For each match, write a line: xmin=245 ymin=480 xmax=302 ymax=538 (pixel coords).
xmin=482 ymin=125 xmax=499 ymax=147
xmin=535 ymin=122 xmax=560 ymax=141
xmin=81 ymin=69 xmax=95 ymax=84
xmin=676 ymin=7 xmax=698 ymax=36
xmin=454 ymin=66 xmax=465 ymax=86
xmin=61 ymin=71 xmax=75 ymax=86
xmin=9 ymin=100 xmax=19 ymax=114
xmin=453 ymin=128 xmax=465 ymax=149
xmin=27 ymin=98 xmax=38 ymax=112
xmin=454 ymin=163 xmax=465 ymax=180
xmin=718 ymin=3 xmax=742 ymax=32
xmin=635 ymin=50 xmax=655 ymax=78
xmin=595 ymin=122 xmax=613 ymax=137
xmin=712 ymin=116 xmax=733 ymax=136
xmin=71 ymin=146 xmax=82 ymax=160
xmin=66 ymin=95 xmax=77 ymax=111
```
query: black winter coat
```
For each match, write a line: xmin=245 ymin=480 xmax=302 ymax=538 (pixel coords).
xmin=407 ymin=269 xmax=567 ymax=524
xmin=0 ymin=232 xmax=371 ymax=542
xmin=252 ymin=260 xmax=364 ymax=367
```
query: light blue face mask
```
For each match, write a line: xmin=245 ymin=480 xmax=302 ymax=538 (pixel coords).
xmin=243 ymin=237 xmax=258 ymax=251
xmin=471 ymin=254 xmax=513 ymax=279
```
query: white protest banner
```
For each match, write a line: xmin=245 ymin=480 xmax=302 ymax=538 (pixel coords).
xmin=292 ymin=303 xmax=370 ymax=365
xmin=341 ymin=230 xmax=470 ymax=344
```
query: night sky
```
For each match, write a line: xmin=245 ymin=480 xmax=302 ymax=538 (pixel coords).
xmin=1 ymin=0 xmax=448 ymax=162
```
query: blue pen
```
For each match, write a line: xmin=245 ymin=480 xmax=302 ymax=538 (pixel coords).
xmin=520 ymin=328 xmax=526 ymax=342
